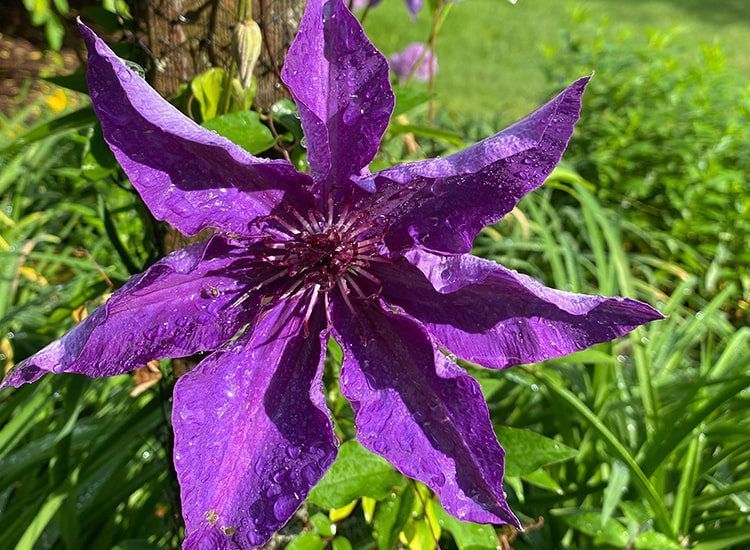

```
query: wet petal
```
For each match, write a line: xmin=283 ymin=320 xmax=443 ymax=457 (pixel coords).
xmin=374 ymin=250 xmax=663 ymax=370
xmin=281 ymin=0 xmax=394 ymax=188
xmin=1 ymin=236 xmax=257 ymax=390
xmin=357 ymin=76 xmax=589 ymax=253
xmin=80 ymin=21 xmax=313 ymax=237
xmin=331 ymin=298 xmax=520 ymax=526
xmin=174 ymin=296 xmax=337 ymax=549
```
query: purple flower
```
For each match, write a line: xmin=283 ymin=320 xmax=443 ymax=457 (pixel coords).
xmin=2 ymin=1 xmax=662 ymax=547
xmin=390 ymin=42 xmax=438 ymax=82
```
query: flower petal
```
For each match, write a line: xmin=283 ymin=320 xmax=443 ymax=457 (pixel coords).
xmin=1 ymin=236 xmax=257 ymax=391
xmin=405 ymin=0 xmax=423 ymax=16
xmin=357 ymin=76 xmax=589 ymax=253
xmin=174 ymin=296 xmax=337 ymax=549
xmin=331 ymin=298 xmax=520 ymax=527
xmin=281 ymin=0 xmax=394 ymax=188
xmin=79 ymin=20 xmax=313 ymax=237
xmin=374 ymin=250 xmax=663 ymax=370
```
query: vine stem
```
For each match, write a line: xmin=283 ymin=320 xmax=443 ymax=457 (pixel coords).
xmin=427 ymin=3 xmax=441 ymax=125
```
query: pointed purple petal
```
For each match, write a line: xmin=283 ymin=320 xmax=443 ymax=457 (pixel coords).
xmin=281 ymin=0 xmax=394 ymax=187
xmin=174 ymin=296 xmax=337 ymax=549
xmin=331 ymin=299 xmax=520 ymax=527
xmin=405 ymin=0 xmax=423 ymax=16
xmin=357 ymin=76 xmax=589 ymax=254
xmin=373 ymin=250 xmax=663 ymax=370
xmin=79 ymin=21 xmax=313 ymax=237
xmin=1 ymin=236 xmax=258 ymax=391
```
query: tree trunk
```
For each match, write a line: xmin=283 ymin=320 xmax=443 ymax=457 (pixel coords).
xmin=141 ymin=0 xmax=303 ymax=106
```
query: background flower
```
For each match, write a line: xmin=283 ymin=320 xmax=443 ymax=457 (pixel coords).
xmin=389 ymin=41 xmax=438 ymax=82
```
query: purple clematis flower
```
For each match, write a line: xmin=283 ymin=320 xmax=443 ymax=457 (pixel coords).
xmin=390 ymin=42 xmax=438 ymax=82
xmin=2 ymin=1 xmax=662 ymax=547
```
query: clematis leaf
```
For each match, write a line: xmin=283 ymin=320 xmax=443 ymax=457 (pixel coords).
xmin=496 ymin=426 xmax=577 ymax=477
xmin=308 ymin=440 xmax=403 ymax=509
xmin=287 ymin=532 xmax=327 ymax=550
xmin=202 ymin=111 xmax=275 ymax=154
xmin=310 ymin=512 xmax=334 ymax=537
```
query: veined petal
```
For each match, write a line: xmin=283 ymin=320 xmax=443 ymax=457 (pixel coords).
xmin=174 ymin=296 xmax=337 ymax=549
xmin=331 ymin=298 xmax=520 ymax=527
xmin=79 ymin=21 xmax=313 ymax=237
xmin=281 ymin=0 xmax=394 ymax=188
xmin=1 ymin=236 xmax=257 ymax=391
xmin=356 ymin=76 xmax=589 ymax=254
xmin=374 ymin=250 xmax=663 ymax=370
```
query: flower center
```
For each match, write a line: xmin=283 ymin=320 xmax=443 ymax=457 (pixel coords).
xmin=238 ymin=202 xmax=387 ymax=331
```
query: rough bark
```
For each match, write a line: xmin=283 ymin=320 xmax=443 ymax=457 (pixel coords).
xmin=141 ymin=0 xmax=303 ymax=106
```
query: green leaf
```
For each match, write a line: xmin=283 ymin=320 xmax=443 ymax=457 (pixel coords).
xmin=286 ymin=532 xmax=326 ymax=550
xmin=430 ymin=499 xmax=497 ymax=549
xmin=601 ymin=461 xmax=630 ymax=526
xmin=191 ymin=68 xmax=228 ymax=121
xmin=635 ymin=531 xmax=683 ymax=550
xmin=271 ymin=99 xmax=304 ymax=143
xmin=496 ymin=426 xmax=577 ymax=476
xmin=308 ymin=441 xmax=403 ymax=509
xmin=392 ymin=86 xmax=435 ymax=117
xmin=0 ymin=106 xmax=97 ymax=154
xmin=555 ymin=511 xmax=629 ymax=547
xmin=202 ymin=111 xmax=275 ymax=154
xmin=533 ymin=368 xmax=676 ymax=539
xmin=310 ymin=512 xmax=334 ymax=537
xmin=81 ymin=6 xmax=125 ymax=34
xmin=331 ymin=537 xmax=353 ymax=550
xmin=16 ymin=487 xmax=68 ymax=548
xmin=43 ymin=70 xmax=89 ymax=94
xmin=373 ymin=484 xmax=414 ymax=550
xmin=45 ymin=16 xmax=65 ymax=51
xmin=522 ymin=468 xmax=563 ymax=493
xmin=388 ymin=123 xmax=465 ymax=147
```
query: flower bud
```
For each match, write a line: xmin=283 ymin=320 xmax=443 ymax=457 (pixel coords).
xmin=232 ymin=19 xmax=262 ymax=90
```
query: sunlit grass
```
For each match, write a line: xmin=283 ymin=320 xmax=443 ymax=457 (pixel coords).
xmin=365 ymin=0 xmax=750 ymax=118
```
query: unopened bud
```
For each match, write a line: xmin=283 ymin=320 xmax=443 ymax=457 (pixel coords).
xmin=232 ymin=19 xmax=262 ymax=90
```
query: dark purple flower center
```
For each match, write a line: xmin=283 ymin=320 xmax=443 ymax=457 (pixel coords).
xmin=243 ymin=202 xmax=388 ymax=332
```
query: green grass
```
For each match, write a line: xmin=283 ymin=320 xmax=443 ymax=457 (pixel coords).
xmin=365 ymin=0 xmax=750 ymax=118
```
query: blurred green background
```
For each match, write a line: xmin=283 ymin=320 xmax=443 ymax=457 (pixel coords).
xmin=1 ymin=0 xmax=749 ymax=549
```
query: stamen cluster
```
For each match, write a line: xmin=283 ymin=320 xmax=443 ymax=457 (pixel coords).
xmin=242 ymin=201 xmax=387 ymax=333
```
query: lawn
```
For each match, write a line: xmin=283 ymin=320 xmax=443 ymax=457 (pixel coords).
xmin=365 ymin=0 xmax=750 ymax=119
